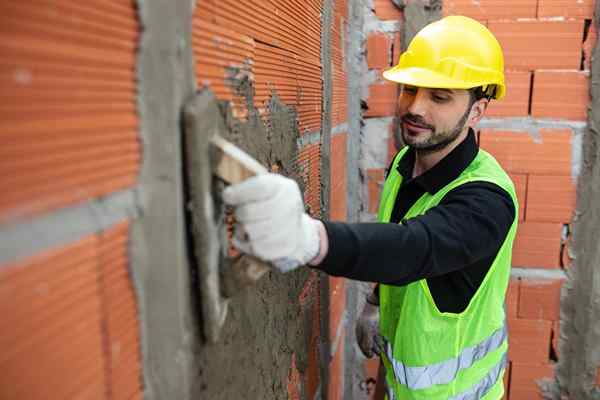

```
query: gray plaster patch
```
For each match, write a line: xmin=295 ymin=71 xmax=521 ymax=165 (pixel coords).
xmin=332 ymin=122 xmax=350 ymax=136
xmin=552 ymin=5 xmax=600 ymax=398
xmin=344 ymin=0 xmax=369 ymax=398
xmin=132 ymin=0 xmax=202 ymax=399
xmin=0 ymin=189 xmax=139 ymax=266
xmin=361 ymin=69 xmax=384 ymax=102
xmin=347 ymin=0 xmax=367 ymax=224
xmin=510 ymin=268 xmax=567 ymax=281
xmin=362 ymin=117 xmax=394 ymax=169
xmin=320 ymin=1 xmax=334 ymax=397
xmin=365 ymin=17 xmax=402 ymax=34
xmin=400 ymin=0 xmax=441 ymax=53
xmin=188 ymin=57 xmax=322 ymax=400
xmin=297 ymin=130 xmax=323 ymax=148
xmin=183 ymin=90 xmax=230 ymax=344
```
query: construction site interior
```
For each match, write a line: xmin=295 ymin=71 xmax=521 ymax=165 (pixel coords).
xmin=1 ymin=0 xmax=600 ymax=399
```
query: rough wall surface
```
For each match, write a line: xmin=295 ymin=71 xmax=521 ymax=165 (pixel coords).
xmin=132 ymin=0 xmax=204 ymax=398
xmin=1 ymin=0 xmax=361 ymax=398
xmin=555 ymin=4 xmax=600 ymax=398
xmin=189 ymin=1 xmax=350 ymax=399
xmin=359 ymin=0 xmax=597 ymax=398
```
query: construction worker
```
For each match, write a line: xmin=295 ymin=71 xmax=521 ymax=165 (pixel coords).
xmin=223 ymin=15 xmax=517 ymax=400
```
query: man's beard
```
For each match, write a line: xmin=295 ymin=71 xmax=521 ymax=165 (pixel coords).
xmin=401 ymin=105 xmax=471 ymax=154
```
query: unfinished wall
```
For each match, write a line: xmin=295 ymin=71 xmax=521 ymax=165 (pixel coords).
xmin=467 ymin=3 xmax=592 ymax=398
xmin=359 ymin=0 xmax=597 ymax=399
xmin=0 ymin=1 xmax=144 ymax=399
xmin=554 ymin=4 xmax=600 ymax=399
xmin=0 ymin=0 xmax=360 ymax=399
xmin=188 ymin=1 xmax=340 ymax=398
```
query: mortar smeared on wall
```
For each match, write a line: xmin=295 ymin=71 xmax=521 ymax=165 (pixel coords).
xmin=186 ymin=73 xmax=320 ymax=399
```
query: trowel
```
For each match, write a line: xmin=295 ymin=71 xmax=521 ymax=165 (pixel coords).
xmin=183 ymin=90 xmax=272 ymax=343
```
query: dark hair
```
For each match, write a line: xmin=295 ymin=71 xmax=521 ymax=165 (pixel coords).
xmin=469 ymin=86 xmax=496 ymax=105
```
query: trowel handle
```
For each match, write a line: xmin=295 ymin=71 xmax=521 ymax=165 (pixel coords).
xmin=221 ymin=254 xmax=271 ymax=297
xmin=210 ymin=135 xmax=273 ymax=295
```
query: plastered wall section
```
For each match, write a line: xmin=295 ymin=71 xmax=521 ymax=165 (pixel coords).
xmin=0 ymin=2 xmax=144 ymax=399
xmin=191 ymin=0 xmax=351 ymax=398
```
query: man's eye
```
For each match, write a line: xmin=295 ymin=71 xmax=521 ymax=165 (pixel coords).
xmin=432 ymin=94 xmax=449 ymax=102
xmin=404 ymin=87 xmax=417 ymax=95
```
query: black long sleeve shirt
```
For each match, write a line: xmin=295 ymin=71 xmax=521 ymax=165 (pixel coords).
xmin=316 ymin=130 xmax=515 ymax=313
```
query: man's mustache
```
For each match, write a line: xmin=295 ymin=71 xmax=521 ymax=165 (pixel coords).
xmin=401 ymin=114 xmax=434 ymax=130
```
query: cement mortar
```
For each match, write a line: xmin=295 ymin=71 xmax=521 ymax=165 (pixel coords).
xmin=191 ymin=77 xmax=320 ymax=398
xmin=133 ymin=1 xmax=324 ymax=398
xmin=320 ymin=1 xmax=334 ymax=397
xmin=346 ymin=0 xmax=370 ymax=397
xmin=401 ymin=0 xmax=441 ymax=52
xmin=223 ymin=73 xmax=305 ymax=193
xmin=552 ymin=5 xmax=600 ymax=399
xmin=132 ymin=0 xmax=202 ymax=398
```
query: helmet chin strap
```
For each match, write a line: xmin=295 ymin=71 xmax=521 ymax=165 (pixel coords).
xmin=484 ymin=85 xmax=497 ymax=101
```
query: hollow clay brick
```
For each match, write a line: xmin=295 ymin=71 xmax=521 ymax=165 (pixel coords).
xmin=512 ymin=222 xmax=563 ymax=269
xmin=526 ymin=174 xmax=576 ymax=223
xmin=508 ymin=319 xmax=553 ymax=365
xmin=488 ymin=20 xmax=583 ymax=70
xmin=486 ymin=71 xmax=531 ymax=118
xmin=480 ymin=129 xmax=572 ymax=175
xmin=531 ymin=70 xmax=590 ymax=121
xmin=518 ymin=278 xmax=564 ymax=321
xmin=367 ymin=32 xmax=392 ymax=70
xmin=443 ymin=0 xmax=536 ymax=21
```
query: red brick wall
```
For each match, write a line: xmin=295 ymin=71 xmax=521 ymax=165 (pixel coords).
xmin=363 ymin=3 xmax=402 ymax=218
xmin=362 ymin=1 xmax=404 ymax=394
xmin=0 ymin=2 xmax=143 ymax=399
xmin=444 ymin=1 xmax=593 ymax=397
xmin=329 ymin=0 xmax=350 ymax=396
xmin=0 ymin=224 xmax=143 ymax=400
xmin=0 ymin=2 xmax=141 ymax=223
xmin=361 ymin=1 xmax=594 ymax=397
xmin=193 ymin=0 xmax=350 ymax=397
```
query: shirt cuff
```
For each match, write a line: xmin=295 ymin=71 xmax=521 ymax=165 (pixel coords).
xmin=310 ymin=221 xmax=359 ymax=276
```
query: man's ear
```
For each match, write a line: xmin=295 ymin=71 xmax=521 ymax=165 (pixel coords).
xmin=469 ymin=99 xmax=489 ymax=127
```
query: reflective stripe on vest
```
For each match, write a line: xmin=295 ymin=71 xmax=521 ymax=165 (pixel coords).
xmin=448 ymin=353 xmax=507 ymax=400
xmin=383 ymin=323 xmax=508 ymax=390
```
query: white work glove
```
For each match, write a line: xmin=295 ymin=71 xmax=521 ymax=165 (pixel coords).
xmin=222 ymin=173 xmax=321 ymax=273
xmin=356 ymin=296 xmax=383 ymax=358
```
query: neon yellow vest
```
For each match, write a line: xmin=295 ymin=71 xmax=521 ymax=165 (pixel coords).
xmin=378 ymin=146 xmax=518 ymax=400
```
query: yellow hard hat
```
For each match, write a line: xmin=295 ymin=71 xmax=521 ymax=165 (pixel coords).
xmin=382 ymin=16 xmax=506 ymax=100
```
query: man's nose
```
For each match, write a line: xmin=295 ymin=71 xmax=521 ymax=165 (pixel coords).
xmin=406 ymin=88 xmax=428 ymax=117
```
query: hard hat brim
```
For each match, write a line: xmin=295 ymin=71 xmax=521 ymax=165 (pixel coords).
xmin=382 ymin=65 xmax=506 ymax=100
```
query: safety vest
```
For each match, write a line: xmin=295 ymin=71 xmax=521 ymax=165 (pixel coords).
xmin=377 ymin=146 xmax=518 ymax=400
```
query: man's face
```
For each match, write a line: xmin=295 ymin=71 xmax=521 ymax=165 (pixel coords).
xmin=397 ymin=85 xmax=474 ymax=153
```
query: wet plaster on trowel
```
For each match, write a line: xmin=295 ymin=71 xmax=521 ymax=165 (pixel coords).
xmin=548 ymin=8 xmax=600 ymax=400
xmin=191 ymin=74 xmax=320 ymax=399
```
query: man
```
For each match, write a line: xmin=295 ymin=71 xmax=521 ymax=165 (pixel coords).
xmin=223 ymin=16 xmax=518 ymax=400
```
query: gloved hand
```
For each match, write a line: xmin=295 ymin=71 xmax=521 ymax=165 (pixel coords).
xmin=356 ymin=297 xmax=382 ymax=358
xmin=222 ymin=173 xmax=322 ymax=273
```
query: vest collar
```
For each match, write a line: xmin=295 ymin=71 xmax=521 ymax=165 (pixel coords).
xmin=396 ymin=128 xmax=479 ymax=194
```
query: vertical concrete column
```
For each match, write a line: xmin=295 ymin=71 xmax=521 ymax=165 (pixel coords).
xmin=555 ymin=5 xmax=600 ymax=399
xmin=131 ymin=1 xmax=201 ymax=399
